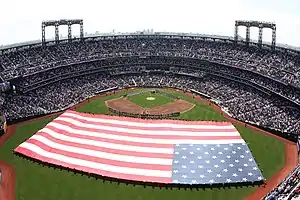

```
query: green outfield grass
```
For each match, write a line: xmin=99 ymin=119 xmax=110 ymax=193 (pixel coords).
xmin=127 ymin=91 xmax=174 ymax=108
xmin=0 ymin=88 xmax=286 ymax=200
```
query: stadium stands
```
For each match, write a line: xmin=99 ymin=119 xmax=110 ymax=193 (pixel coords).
xmin=2 ymin=72 xmax=300 ymax=138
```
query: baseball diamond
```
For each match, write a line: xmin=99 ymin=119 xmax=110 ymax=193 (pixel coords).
xmin=0 ymin=19 xmax=299 ymax=200
xmin=105 ymin=90 xmax=195 ymax=118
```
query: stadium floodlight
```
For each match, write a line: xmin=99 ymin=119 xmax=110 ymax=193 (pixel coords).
xmin=234 ymin=20 xmax=276 ymax=49
xmin=41 ymin=19 xmax=84 ymax=45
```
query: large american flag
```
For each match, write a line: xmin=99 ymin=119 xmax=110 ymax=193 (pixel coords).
xmin=14 ymin=110 xmax=264 ymax=185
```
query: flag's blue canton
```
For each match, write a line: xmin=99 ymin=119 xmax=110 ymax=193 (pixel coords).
xmin=171 ymin=143 xmax=264 ymax=184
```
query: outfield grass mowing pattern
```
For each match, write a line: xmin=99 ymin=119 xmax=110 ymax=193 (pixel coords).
xmin=0 ymin=88 xmax=286 ymax=200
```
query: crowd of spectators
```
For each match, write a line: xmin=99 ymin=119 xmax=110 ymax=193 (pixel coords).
xmin=11 ymin=56 xmax=300 ymax=110
xmin=3 ymin=72 xmax=300 ymax=137
xmin=1 ymin=37 xmax=300 ymax=88
xmin=264 ymin=165 xmax=300 ymax=200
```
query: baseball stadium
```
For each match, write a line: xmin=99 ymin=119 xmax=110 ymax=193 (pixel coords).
xmin=0 ymin=19 xmax=299 ymax=200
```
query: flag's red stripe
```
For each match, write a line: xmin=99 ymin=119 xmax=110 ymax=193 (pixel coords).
xmin=65 ymin=110 xmax=232 ymax=126
xmin=45 ymin=126 xmax=173 ymax=148
xmin=15 ymin=147 xmax=172 ymax=183
xmin=25 ymin=139 xmax=172 ymax=171
xmin=51 ymin=120 xmax=241 ymax=140
xmin=60 ymin=115 xmax=236 ymax=132
xmin=36 ymin=132 xmax=173 ymax=159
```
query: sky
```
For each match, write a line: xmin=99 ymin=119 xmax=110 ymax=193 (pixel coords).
xmin=0 ymin=0 xmax=299 ymax=47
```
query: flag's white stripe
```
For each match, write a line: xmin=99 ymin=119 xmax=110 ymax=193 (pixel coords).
xmin=35 ymin=130 xmax=173 ymax=154
xmin=19 ymin=143 xmax=172 ymax=177
xmin=28 ymin=135 xmax=172 ymax=165
xmin=62 ymin=112 xmax=234 ymax=129
xmin=45 ymin=124 xmax=246 ymax=144
xmin=52 ymin=119 xmax=240 ymax=137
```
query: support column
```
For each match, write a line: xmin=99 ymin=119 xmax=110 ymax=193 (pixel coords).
xmin=271 ymin=27 xmax=276 ymax=50
xmin=68 ymin=23 xmax=72 ymax=42
xmin=55 ymin=23 xmax=59 ymax=44
xmin=258 ymin=25 xmax=263 ymax=47
xmin=234 ymin=25 xmax=238 ymax=43
xmin=42 ymin=23 xmax=46 ymax=45
xmin=80 ymin=21 xmax=84 ymax=40
xmin=246 ymin=25 xmax=250 ymax=45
